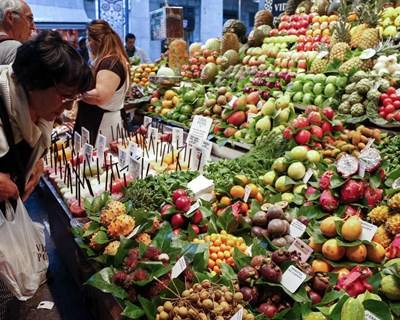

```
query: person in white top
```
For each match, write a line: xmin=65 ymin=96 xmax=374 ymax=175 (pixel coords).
xmin=125 ymin=33 xmax=150 ymax=64
xmin=0 ymin=0 xmax=35 ymax=64
xmin=74 ymin=20 xmax=130 ymax=146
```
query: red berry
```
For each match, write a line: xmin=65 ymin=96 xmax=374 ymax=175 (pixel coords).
xmin=387 ymin=87 xmax=397 ymax=95
xmin=190 ymin=209 xmax=203 ymax=224
xmin=383 ymin=98 xmax=393 ymax=106
xmin=395 ymin=112 xmax=400 ymax=121
xmin=385 ymin=104 xmax=395 ymax=114
xmin=394 ymin=101 xmax=400 ymax=109
xmin=172 ymin=189 xmax=188 ymax=203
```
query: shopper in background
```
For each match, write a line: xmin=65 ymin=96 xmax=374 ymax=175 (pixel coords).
xmin=0 ymin=0 xmax=35 ymax=64
xmin=77 ymin=36 xmax=89 ymax=63
xmin=0 ymin=30 xmax=92 ymax=319
xmin=125 ymin=33 xmax=150 ymax=64
xmin=74 ymin=20 xmax=130 ymax=145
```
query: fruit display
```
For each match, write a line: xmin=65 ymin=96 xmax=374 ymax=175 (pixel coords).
xmin=131 ymin=63 xmax=158 ymax=87
xmin=376 ymin=86 xmax=400 ymax=124
xmin=380 ymin=6 xmax=400 ymax=39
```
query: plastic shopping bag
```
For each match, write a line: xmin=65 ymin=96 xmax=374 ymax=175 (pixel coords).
xmin=0 ymin=198 xmax=48 ymax=300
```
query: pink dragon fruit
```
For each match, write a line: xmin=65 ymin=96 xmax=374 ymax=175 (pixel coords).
xmin=359 ymin=147 xmax=381 ymax=173
xmin=319 ymin=190 xmax=339 ymax=212
xmin=336 ymin=266 xmax=373 ymax=297
xmin=306 ymin=186 xmax=317 ymax=196
xmin=342 ymin=205 xmax=361 ymax=220
xmin=337 ymin=154 xmax=359 ymax=178
xmin=319 ymin=171 xmax=334 ymax=190
xmin=386 ymin=235 xmax=400 ymax=259
xmin=364 ymin=186 xmax=383 ymax=207
xmin=340 ymin=180 xmax=365 ymax=203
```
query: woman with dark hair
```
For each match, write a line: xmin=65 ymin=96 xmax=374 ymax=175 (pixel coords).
xmin=0 ymin=29 xmax=93 ymax=317
xmin=74 ymin=19 xmax=130 ymax=145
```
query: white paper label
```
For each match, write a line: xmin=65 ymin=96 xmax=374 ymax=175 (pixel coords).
xmin=303 ymin=168 xmax=313 ymax=183
xmin=187 ymin=115 xmax=212 ymax=147
xmin=243 ymin=185 xmax=252 ymax=202
xmin=143 ymin=116 xmax=152 ymax=128
xmin=74 ymin=132 xmax=81 ymax=153
xmin=96 ymin=134 xmax=106 ymax=166
xmin=128 ymin=155 xmax=142 ymax=179
xmin=392 ymin=177 xmax=400 ymax=189
xmin=360 ymin=48 xmax=376 ymax=60
xmin=230 ymin=308 xmax=243 ymax=320
xmin=281 ymin=265 xmax=307 ymax=293
xmin=127 ymin=225 xmax=141 ymax=239
xmin=83 ymin=143 xmax=94 ymax=164
xmin=149 ymin=127 xmax=159 ymax=141
xmin=245 ymin=244 xmax=252 ymax=256
xmin=365 ymin=138 xmax=375 ymax=150
xmin=360 ymin=220 xmax=378 ymax=241
xmin=171 ymin=256 xmax=187 ymax=279
xmin=128 ymin=142 xmax=138 ymax=157
xmin=317 ymin=51 xmax=329 ymax=59
xmin=288 ymin=238 xmax=313 ymax=262
xmin=359 ymin=160 xmax=366 ymax=178
xmin=119 ymin=148 xmax=128 ymax=168
xmin=37 ymin=301 xmax=54 ymax=310
xmin=200 ymin=140 xmax=213 ymax=160
xmin=81 ymin=127 xmax=90 ymax=145
xmin=289 ymin=219 xmax=307 ymax=238
xmin=228 ymin=96 xmax=238 ymax=108
xmin=172 ymin=127 xmax=184 ymax=148
xmin=185 ymin=200 xmax=200 ymax=217
xmin=365 ymin=310 xmax=380 ymax=320
xmin=247 ymin=113 xmax=257 ymax=123
xmin=190 ymin=146 xmax=207 ymax=172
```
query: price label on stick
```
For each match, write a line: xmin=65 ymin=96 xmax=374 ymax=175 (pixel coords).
xmin=303 ymin=168 xmax=313 ymax=183
xmin=119 ymin=149 xmax=128 ymax=168
xmin=128 ymin=142 xmax=138 ymax=157
xmin=172 ymin=127 xmax=184 ymax=148
xmin=288 ymin=238 xmax=313 ymax=262
xmin=243 ymin=185 xmax=252 ymax=202
xmin=230 ymin=308 xmax=243 ymax=320
xmin=289 ymin=219 xmax=307 ymax=238
xmin=359 ymin=220 xmax=378 ymax=241
xmin=187 ymin=116 xmax=212 ymax=147
xmin=83 ymin=143 xmax=94 ymax=164
xmin=74 ymin=132 xmax=81 ymax=154
xmin=171 ymin=256 xmax=187 ymax=279
xmin=128 ymin=155 xmax=142 ymax=180
xmin=81 ymin=127 xmax=90 ymax=145
xmin=281 ymin=265 xmax=307 ymax=293
xmin=127 ymin=225 xmax=141 ymax=239
xmin=185 ymin=200 xmax=200 ymax=217
xmin=96 ymin=134 xmax=106 ymax=166
xmin=143 ymin=116 xmax=152 ymax=128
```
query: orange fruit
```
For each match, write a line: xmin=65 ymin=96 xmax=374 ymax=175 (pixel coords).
xmin=320 ymin=216 xmax=341 ymax=238
xmin=346 ymin=244 xmax=367 ymax=263
xmin=230 ymin=185 xmax=245 ymax=199
xmin=312 ymin=259 xmax=331 ymax=273
xmin=162 ymin=100 xmax=173 ymax=108
xmin=220 ymin=196 xmax=232 ymax=207
xmin=247 ymin=183 xmax=258 ymax=198
xmin=240 ymin=202 xmax=249 ymax=214
xmin=366 ymin=242 xmax=386 ymax=263
xmin=308 ymin=237 xmax=322 ymax=252
xmin=255 ymin=192 xmax=264 ymax=203
xmin=164 ymin=90 xmax=176 ymax=100
xmin=332 ymin=267 xmax=350 ymax=279
xmin=322 ymin=239 xmax=345 ymax=261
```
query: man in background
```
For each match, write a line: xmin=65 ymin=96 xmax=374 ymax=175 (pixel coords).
xmin=0 ymin=0 xmax=35 ymax=64
xmin=77 ymin=36 xmax=89 ymax=63
xmin=125 ymin=33 xmax=150 ymax=63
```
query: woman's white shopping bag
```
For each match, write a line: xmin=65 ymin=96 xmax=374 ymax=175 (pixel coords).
xmin=0 ymin=198 xmax=48 ymax=300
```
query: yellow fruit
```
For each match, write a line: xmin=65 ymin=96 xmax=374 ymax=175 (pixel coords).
xmin=368 ymin=206 xmax=390 ymax=226
xmin=165 ymin=90 xmax=177 ymax=100
xmin=322 ymin=239 xmax=345 ymax=261
xmin=162 ymin=100 xmax=173 ymax=108
xmin=220 ymin=196 xmax=232 ymax=207
xmin=367 ymin=242 xmax=386 ymax=263
xmin=341 ymin=216 xmax=362 ymax=242
xmin=332 ymin=267 xmax=350 ymax=279
xmin=386 ymin=214 xmax=400 ymax=235
xmin=312 ymin=259 xmax=331 ymax=273
xmin=320 ymin=216 xmax=341 ymax=238
xmin=247 ymin=183 xmax=258 ymax=198
xmin=309 ymin=237 xmax=323 ymax=252
xmin=373 ymin=225 xmax=392 ymax=248
xmin=163 ymin=152 xmax=177 ymax=165
xmin=346 ymin=244 xmax=367 ymax=262
xmin=233 ymin=175 xmax=249 ymax=186
xmin=230 ymin=185 xmax=245 ymax=199
xmin=172 ymin=95 xmax=180 ymax=106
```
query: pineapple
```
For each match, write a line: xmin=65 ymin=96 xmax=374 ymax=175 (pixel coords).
xmin=221 ymin=32 xmax=241 ymax=53
xmin=338 ymin=56 xmax=363 ymax=73
xmin=350 ymin=24 xmax=368 ymax=48
xmin=329 ymin=0 xmax=351 ymax=62
xmin=359 ymin=28 xmax=380 ymax=50
xmin=100 ymin=200 xmax=126 ymax=226
xmin=310 ymin=58 xmax=328 ymax=73
xmin=107 ymin=215 xmax=135 ymax=238
xmin=389 ymin=192 xmax=400 ymax=209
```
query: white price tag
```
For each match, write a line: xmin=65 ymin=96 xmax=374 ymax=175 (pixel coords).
xmin=74 ymin=132 xmax=81 ymax=153
xmin=96 ymin=134 xmax=106 ymax=166
xmin=172 ymin=127 xmax=184 ymax=148
xmin=245 ymin=245 xmax=252 ymax=256
xmin=128 ymin=155 xmax=142 ymax=179
xmin=365 ymin=310 xmax=380 ymax=320
xmin=81 ymin=127 xmax=90 ymax=145
xmin=317 ymin=51 xmax=329 ymax=59
xmin=360 ymin=48 xmax=376 ymax=60
xmin=187 ymin=116 xmax=212 ymax=147
xmin=303 ymin=168 xmax=313 ymax=183
xmin=228 ymin=96 xmax=238 ymax=108
xmin=360 ymin=220 xmax=378 ymax=241
xmin=190 ymin=146 xmax=207 ymax=172
xmin=149 ymin=127 xmax=159 ymax=141
xmin=171 ymin=256 xmax=187 ymax=279
xmin=365 ymin=139 xmax=375 ymax=150
xmin=243 ymin=185 xmax=252 ymax=202
xmin=185 ymin=200 xmax=200 ymax=217
xmin=119 ymin=148 xmax=128 ymax=168
xmin=83 ymin=143 xmax=94 ymax=164
xmin=127 ymin=225 xmax=141 ymax=239
xmin=143 ymin=116 xmax=152 ymax=128
xmin=37 ymin=301 xmax=54 ymax=310
xmin=289 ymin=219 xmax=307 ymax=238
xmin=288 ymin=238 xmax=313 ymax=262
xmin=281 ymin=265 xmax=307 ymax=293
xmin=359 ymin=160 xmax=366 ymax=178
xmin=200 ymin=140 xmax=212 ymax=160
xmin=128 ymin=142 xmax=138 ymax=157
xmin=247 ymin=113 xmax=257 ymax=123
xmin=230 ymin=308 xmax=244 ymax=320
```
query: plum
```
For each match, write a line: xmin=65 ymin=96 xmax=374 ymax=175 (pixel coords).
xmin=260 ymin=262 xmax=282 ymax=283
xmin=237 ymin=266 xmax=258 ymax=285
xmin=252 ymin=211 xmax=269 ymax=227
xmin=268 ymin=219 xmax=287 ymax=238
xmin=271 ymin=237 xmax=288 ymax=247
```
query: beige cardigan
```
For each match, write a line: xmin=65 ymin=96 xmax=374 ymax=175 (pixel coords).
xmin=0 ymin=65 xmax=53 ymax=183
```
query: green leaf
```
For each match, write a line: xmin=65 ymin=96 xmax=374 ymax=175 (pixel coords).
xmin=390 ymin=302 xmax=400 ymax=317
xmin=152 ymin=223 xmax=173 ymax=252
xmin=368 ymin=271 xmax=382 ymax=290
xmin=121 ymin=301 xmax=145 ymax=319
xmin=330 ymin=175 xmax=345 ymax=189
xmin=299 ymin=205 xmax=327 ymax=220
xmin=330 ymin=294 xmax=350 ymax=320
xmin=363 ymin=300 xmax=392 ymax=320
xmin=216 ymin=207 xmax=239 ymax=234
xmin=85 ymin=267 xmax=127 ymax=299
xmin=233 ymin=247 xmax=251 ymax=270
xmin=92 ymin=230 xmax=110 ymax=245
xmin=82 ymin=221 xmax=101 ymax=238
xmin=316 ymin=290 xmax=342 ymax=306
xmin=138 ymin=296 xmax=157 ymax=320
xmin=370 ymin=173 xmax=382 ymax=189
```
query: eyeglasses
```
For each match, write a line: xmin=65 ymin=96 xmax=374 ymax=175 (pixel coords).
xmin=12 ymin=11 xmax=34 ymax=24
xmin=52 ymin=79 xmax=82 ymax=104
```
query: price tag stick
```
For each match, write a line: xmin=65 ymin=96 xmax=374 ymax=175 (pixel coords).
xmin=171 ymin=144 xmax=175 ymax=165
xmin=85 ymin=154 xmax=93 ymax=177
xmin=61 ymin=144 xmax=67 ymax=166
xmin=141 ymin=157 xmax=144 ymax=179
xmin=156 ymin=141 xmax=159 ymax=162
xmin=96 ymin=158 xmax=100 ymax=184
xmin=68 ymin=165 xmax=73 ymax=193
xmin=184 ymin=144 xmax=188 ymax=162
xmin=146 ymin=162 xmax=150 ymax=177
xmin=161 ymin=144 xmax=166 ymax=165
xmin=105 ymin=162 xmax=109 ymax=192
xmin=63 ymin=160 xmax=68 ymax=184
xmin=116 ymin=123 xmax=120 ymax=141
xmin=109 ymin=155 xmax=114 ymax=179
xmin=110 ymin=169 xmax=114 ymax=193
xmin=49 ymin=144 xmax=53 ymax=168
xmin=197 ymin=151 xmax=203 ymax=171
xmin=114 ymin=163 xmax=121 ymax=179
xmin=85 ymin=177 xmax=94 ymax=197
xmin=123 ymin=173 xmax=127 ymax=187
xmin=188 ymin=147 xmax=192 ymax=168
xmin=58 ymin=157 xmax=62 ymax=180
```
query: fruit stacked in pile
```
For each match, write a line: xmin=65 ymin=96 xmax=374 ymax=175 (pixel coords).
xmin=378 ymin=86 xmax=400 ymax=122
xmin=131 ymin=63 xmax=158 ymax=87
xmin=149 ymin=89 xmax=180 ymax=117
xmin=160 ymin=189 xmax=206 ymax=235
xmin=314 ymin=216 xmax=385 ymax=264
xmin=272 ymin=13 xmax=312 ymax=37
xmin=155 ymin=280 xmax=254 ymax=320
xmin=202 ymin=86 xmax=234 ymax=118
xmin=194 ymin=231 xmax=247 ymax=274
xmin=379 ymin=6 xmax=400 ymax=39
xmin=181 ymin=49 xmax=220 ymax=80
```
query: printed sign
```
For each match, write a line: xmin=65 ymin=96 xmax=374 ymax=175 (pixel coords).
xmin=281 ymin=265 xmax=307 ymax=293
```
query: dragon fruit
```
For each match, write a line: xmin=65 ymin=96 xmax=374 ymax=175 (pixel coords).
xmin=319 ymin=171 xmax=334 ymax=190
xmin=359 ymin=147 xmax=381 ymax=173
xmin=336 ymin=266 xmax=373 ymax=297
xmin=340 ymin=180 xmax=365 ymax=203
xmin=337 ymin=154 xmax=359 ymax=178
xmin=386 ymin=235 xmax=400 ymax=259
xmin=364 ymin=186 xmax=383 ymax=207
xmin=320 ymin=190 xmax=339 ymax=212
xmin=342 ymin=205 xmax=362 ymax=220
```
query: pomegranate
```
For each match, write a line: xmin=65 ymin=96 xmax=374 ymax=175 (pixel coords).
xmin=319 ymin=190 xmax=339 ymax=212
xmin=364 ymin=186 xmax=383 ymax=207
xmin=295 ymin=130 xmax=311 ymax=145
xmin=340 ymin=180 xmax=365 ymax=203
xmin=172 ymin=189 xmax=188 ymax=203
xmin=175 ymin=196 xmax=191 ymax=212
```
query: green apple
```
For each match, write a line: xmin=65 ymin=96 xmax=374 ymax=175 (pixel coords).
xmin=314 ymin=74 xmax=327 ymax=83
xmin=335 ymin=76 xmax=348 ymax=88
xmin=325 ymin=75 xmax=337 ymax=85
xmin=278 ymin=108 xmax=291 ymax=123
xmin=282 ymin=192 xmax=295 ymax=203
xmin=296 ymin=74 xmax=306 ymax=82
xmin=275 ymin=176 xmax=291 ymax=192
xmin=272 ymin=157 xmax=288 ymax=173
xmin=293 ymin=92 xmax=304 ymax=103
xmin=305 ymin=74 xmax=315 ymax=82
xmin=293 ymin=184 xmax=306 ymax=194
xmin=290 ymin=146 xmax=308 ymax=161
xmin=314 ymin=95 xmax=325 ymax=107
xmin=324 ymin=83 xmax=336 ymax=98
xmin=303 ymin=93 xmax=314 ymax=105
xmin=306 ymin=150 xmax=321 ymax=163
xmin=276 ymin=95 xmax=290 ymax=109
xmin=263 ymin=170 xmax=277 ymax=186
xmin=292 ymin=80 xmax=303 ymax=92
xmin=287 ymin=162 xmax=306 ymax=180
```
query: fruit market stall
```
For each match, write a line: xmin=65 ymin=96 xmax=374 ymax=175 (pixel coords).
xmin=41 ymin=1 xmax=400 ymax=319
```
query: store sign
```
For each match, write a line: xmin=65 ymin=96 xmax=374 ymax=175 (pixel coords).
xmin=265 ymin=0 xmax=288 ymax=23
